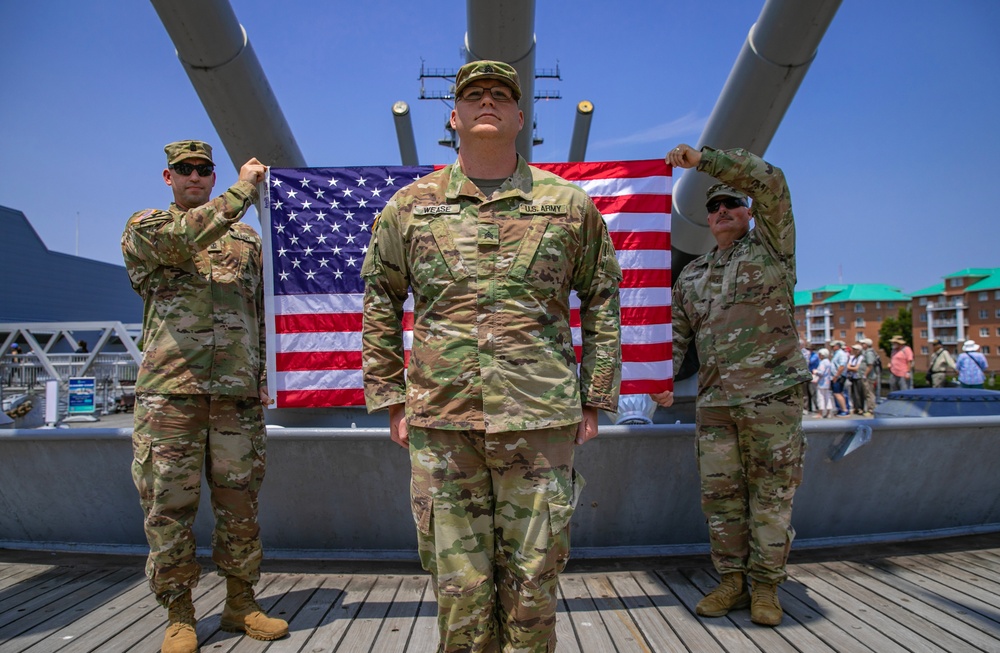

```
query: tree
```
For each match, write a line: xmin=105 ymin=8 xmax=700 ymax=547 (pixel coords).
xmin=879 ymin=307 xmax=912 ymax=355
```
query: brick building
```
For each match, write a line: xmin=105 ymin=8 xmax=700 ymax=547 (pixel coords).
xmin=795 ymin=284 xmax=912 ymax=365
xmin=911 ymin=268 xmax=1000 ymax=371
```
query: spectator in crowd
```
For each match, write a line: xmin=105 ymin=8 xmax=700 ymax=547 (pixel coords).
xmin=830 ymin=341 xmax=849 ymax=416
xmin=927 ymin=339 xmax=956 ymax=388
xmin=889 ymin=335 xmax=914 ymax=391
xmin=846 ymin=343 xmax=867 ymax=414
xmin=801 ymin=339 xmax=819 ymax=414
xmin=813 ymin=348 xmax=835 ymax=418
xmin=956 ymin=340 xmax=989 ymax=388
xmin=860 ymin=338 xmax=879 ymax=414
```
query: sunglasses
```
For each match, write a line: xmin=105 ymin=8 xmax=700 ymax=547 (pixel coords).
xmin=171 ymin=162 xmax=215 ymax=176
xmin=459 ymin=86 xmax=515 ymax=103
xmin=706 ymin=197 xmax=747 ymax=213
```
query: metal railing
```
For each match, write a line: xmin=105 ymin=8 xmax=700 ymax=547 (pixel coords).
xmin=2 ymin=353 xmax=138 ymax=390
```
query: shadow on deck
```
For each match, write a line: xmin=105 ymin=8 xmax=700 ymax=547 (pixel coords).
xmin=1 ymin=533 xmax=999 ymax=652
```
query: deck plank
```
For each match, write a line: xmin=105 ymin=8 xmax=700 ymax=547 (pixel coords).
xmin=553 ymin=584 xmax=583 ymax=653
xmin=659 ymin=568 xmax=763 ymax=653
xmin=20 ymin=572 xmax=152 ymax=653
xmin=814 ymin=560 xmax=992 ymax=653
xmin=0 ymin=568 xmax=134 ymax=645
xmin=632 ymin=569 xmax=725 ymax=653
xmin=791 ymin=563 xmax=947 ymax=653
xmin=0 ymin=536 xmax=999 ymax=652
xmin=559 ymin=574 xmax=618 ymax=651
xmin=829 ymin=559 xmax=1000 ymax=652
xmin=368 ymin=575 xmax=430 ymax=653
xmin=686 ymin=568 xmax=819 ymax=653
xmin=298 ymin=574 xmax=377 ymax=652
xmin=605 ymin=571 xmax=689 ymax=652
xmin=874 ymin=555 xmax=1000 ymax=630
xmin=264 ymin=574 xmax=347 ymax=653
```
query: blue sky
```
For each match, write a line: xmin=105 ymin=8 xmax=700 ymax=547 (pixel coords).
xmin=2 ymin=1 xmax=998 ymax=294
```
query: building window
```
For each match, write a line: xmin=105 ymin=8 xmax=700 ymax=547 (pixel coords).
xmin=995 ymin=290 xmax=1000 ymax=300
xmin=920 ymin=312 xmax=927 ymax=323
xmin=995 ymin=309 xmax=1000 ymax=318
xmin=997 ymin=327 xmax=1000 ymax=337
xmin=920 ymin=329 xmax=928 ymax=338
xmin=839 ymin=316 xmax=845 ymax=325
xmin=854 ymin=303 xmax=865 ymax=313
xmin=887 ymin=302 xmax=895 ymax=309
xmin=840 ymin=330 xmax=846 ymax=338
xmin=855 ymin=318 xmax=865 ymax=327
xmin=839 ymin=303 xmax=846 ymax=309
xmin=950 ymin=278 xmax=963 ymax=287
xmin=877 ymin=301 xmax=883 ymax=308
xmin=920 ymin=346 xmax=929 ymax=355
xmin=979 ymin=292 xmax=988 ymax=301
xmin=980 ymin=327 xmax=989 ymax=337
xmin=985 ymin=346 xmax=992 ymax=355
xmin=856 ymin=331 xmax=865 ymax=341
xmin=980 ymin=310 xmax=988 ymax=319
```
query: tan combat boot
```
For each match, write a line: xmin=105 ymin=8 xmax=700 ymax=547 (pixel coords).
xmin=695 ymin=572 xmax=750 ymax=617
xmin=220 ymin=577 xmax=289 ymax=641
xmin=751 ymin=582 xmax=783 ymax=626
xmin=162 ymin=591 xmax=198 ymax=653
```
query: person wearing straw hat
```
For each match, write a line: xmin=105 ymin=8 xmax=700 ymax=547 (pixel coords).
xmin=888 ymin=335 xmax=914 ymax=392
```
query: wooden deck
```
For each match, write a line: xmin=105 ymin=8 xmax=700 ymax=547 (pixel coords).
xmin=1 ymin=534 xmax=999 ymax=652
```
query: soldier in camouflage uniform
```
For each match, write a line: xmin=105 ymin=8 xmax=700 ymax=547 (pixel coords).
xmin=121 ymin=141 xmax=287 ymax=653
xmin=362 ymin=61 xmax=622 ymax=652
xmin=652 ymin=144 xmax=810 ymax=627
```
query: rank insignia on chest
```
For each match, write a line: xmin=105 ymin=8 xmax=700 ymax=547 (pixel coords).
xmin=478 ymin=223 xmax=500 ymax=246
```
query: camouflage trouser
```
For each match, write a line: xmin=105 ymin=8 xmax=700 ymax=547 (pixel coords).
xmin=695 ymin=386 xmax=805 ymax=584
xmin=408 ymin=424 xmax=583 ymax=653
xmin=132 ymin=393 xmax=266 ymax=607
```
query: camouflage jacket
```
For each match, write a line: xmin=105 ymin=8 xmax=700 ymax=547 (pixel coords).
xmin=672 ymin=147 xmax=811 ymax=407
xmin=361 ymin=156 xmax=622 ymax=433
xmin=121 ymin=180 xmax=266 ymax=396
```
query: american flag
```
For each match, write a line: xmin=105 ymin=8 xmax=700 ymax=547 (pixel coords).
xmin=262 ymin=160 xmax=672 ymax=409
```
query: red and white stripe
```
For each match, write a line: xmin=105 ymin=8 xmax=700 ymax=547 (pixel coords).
xmin=268 ymin=159 xmax=672 ymax=408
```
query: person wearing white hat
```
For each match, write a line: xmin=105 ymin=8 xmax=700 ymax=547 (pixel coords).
xmin=956 ymin=340 xmax=989 ymax=388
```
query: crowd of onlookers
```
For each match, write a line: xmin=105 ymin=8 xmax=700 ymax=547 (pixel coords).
xmin=801 ymin=336 xmax=991 ymax=418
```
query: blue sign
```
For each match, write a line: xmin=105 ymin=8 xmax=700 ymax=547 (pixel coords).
xmin=68 ymin=377 xmax=96 ymax=414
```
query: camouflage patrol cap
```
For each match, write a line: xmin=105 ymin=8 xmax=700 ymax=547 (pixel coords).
xmin=705 ymin=183 xmax=748 ymax=203
xmin=455 ymin=60 xmax=522 ymax=101
xmin=164 ymin=140 xmax=214 ymax=165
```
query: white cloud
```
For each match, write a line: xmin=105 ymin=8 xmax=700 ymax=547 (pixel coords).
xmin=593 ymin=112 xmax=707 ymax=149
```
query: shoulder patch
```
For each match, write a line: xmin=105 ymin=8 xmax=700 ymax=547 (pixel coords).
xmin=127 ymin=208 xmax=170 ymax=227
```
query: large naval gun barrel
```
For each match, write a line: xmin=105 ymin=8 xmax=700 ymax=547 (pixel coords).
xmin=150 ymin=0 xmax=305 ymax=170
xmin=465 ymin=0 xmax=536 ymax=161
xmin=672 ymin=0 xmax=841 ymax=272
xmin=568 ymin=101 xmax=595 ymax=162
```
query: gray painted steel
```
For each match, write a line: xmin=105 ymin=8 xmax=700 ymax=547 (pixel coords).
xmin=0 ymin=206 xmax=143 ymax=324
xmin=391 ymin=102 xmax=420 ymax=166
xmin=2 ymin=417 xmax=998 ymax=559
xmin=672 ymin=0 xmax=841 ymax=258
xmin=465 ymin=0 xmax=536 ymax=161
xmin=150 ymin=0 xmax=306 ymax=170
xmin=568 ymin=101 xmax=594 ymax=162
